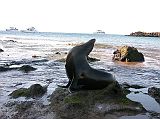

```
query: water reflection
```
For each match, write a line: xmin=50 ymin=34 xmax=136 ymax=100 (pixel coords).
xmin=119 ymin=114 xmax=150 ymax=119
xmin=127 ymin=92 xmax=160 ymax=113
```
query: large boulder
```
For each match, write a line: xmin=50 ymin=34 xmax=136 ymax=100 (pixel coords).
xmin=50 ymin=85 xmax=145 ymax=119
xmin=112 ymin=46 xmax=145 ymax=62
xmin=9 ymin=84 xmax=47 ymax=98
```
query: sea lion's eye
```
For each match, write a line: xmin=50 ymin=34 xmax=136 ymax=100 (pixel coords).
xmin=80 ymin=73 xmax=85 ymax=78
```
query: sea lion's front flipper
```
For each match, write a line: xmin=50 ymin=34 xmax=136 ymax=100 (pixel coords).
xmin=58 ymin=59 xmax=74 ymax=88
xmin=68 ymin=74 xmax=85 ymax=92
xmin=57 ymin=79 xmax=71 ymax=88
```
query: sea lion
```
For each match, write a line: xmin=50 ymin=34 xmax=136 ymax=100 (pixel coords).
xmin=58 ymin=39 xmax=118 ymax=92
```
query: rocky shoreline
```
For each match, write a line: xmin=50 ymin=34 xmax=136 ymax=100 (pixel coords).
xmin=129 ymin=31 xmax=160 ymax=37
xmin=0 ymin=59 xmax=160 ymax=118
xmin=50 ymin=85 xmax=145 ymax=119
xmin=1 ymin=83 xmax=160 ymax=119
xmin=0 ymin=38 xmax=160 ymax=119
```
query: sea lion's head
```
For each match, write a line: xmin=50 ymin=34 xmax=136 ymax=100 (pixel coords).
xmin=77 ymin=39 xmax=96 ymax=56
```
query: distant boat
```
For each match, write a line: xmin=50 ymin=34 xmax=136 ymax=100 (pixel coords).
xmin=6 ymin=27 xmax=19 ymax=31
xmin=21 ymin=27 xmax=37 ymax=33
xmin=94 ymin=30 xmax=105 ymax=34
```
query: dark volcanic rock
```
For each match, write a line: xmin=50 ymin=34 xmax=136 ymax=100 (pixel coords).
xmin=0 ymin=66 xmax=10 ymax=72
xmin=0 ymin=66 xmax=17 ymax=72
xmin=1 ymin=100 xmax=53 ymax=119
xmin=50 ymin=86 xmax=145 ymax=119
xmin=122 ymin=82 xmax=145 ymax=89
xmin=0 ymin=48 xmax=4 ymax=52
xmin=87 ymin=56 xmax=100 ymax=62
xmin=55 ymin=52 xmax=61 ymax=55
xmin=32 ymin=55 xmax=41 ymax=58
xmin=29 ymin=84 xmax=47 ymax=98
xmin=129 ymin=31 xmax=160 ymax=37
xmin=113 ymin=46 xmax=145 ymax=62
xmin=10 ymin=59 xmax=48 ymax=65
xmin=19 ymin=65 xmax=36 ymax=73
xmin=148 ymin=87 xmax=160 ymax=97
xmin=0 ymin=65 xmax=36 ymax=72
xmin=9 ymin=88 xmax=29 ymax=98
xmin=56 ymin=56 xmax=100 ymax=63
xmin=55 ymin=58 xmax=66 ymax=62
xmin=9 ymin=40 xmax=17 ymax=42
xmin=148 ymin=87 xmax=160 ymax=104
xmin=9 ymin=84 xmax=47 ymax=98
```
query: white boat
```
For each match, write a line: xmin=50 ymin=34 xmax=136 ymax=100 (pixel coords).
xmin=6 ymin=27 xmax=19 ymax=31
xmin=21 ymin=27 xmax=37 ymax=33
xmin=94 ymin=30 xmax=105 ymax=34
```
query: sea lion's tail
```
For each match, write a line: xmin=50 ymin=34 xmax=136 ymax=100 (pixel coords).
xmin=57 ymin=80 xmax=71 ymax=88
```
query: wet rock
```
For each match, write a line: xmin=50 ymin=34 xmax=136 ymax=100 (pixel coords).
xmin=148 ymin=87 xmax=160 ymax=104
xmin=0 ymin=66 xmax=17 ymax=72
xmin=19 ymin=65 xmax=36 ymax=73
xmin=50 ymin=86 xmax=145 ymax=119
xmin=14 ymin=83 xmax=23 ymax=87
xmin=0 ymin=48 xmax=4 ymax=52
xmin=29 ymin=84 xmax=47 ymax=98
xmin=148 ymin=87 xmax=160 ymax=97
xmin=9 ymin=84 xmax=47 ymax=98
xmin=0 ymin=66 xmax=10 ymax=72
xmin=9 ymin=40 xmax=17 ymax=42
xmin=31 ymin=59 xmax=48 ymax=63
xmin=150 ymin=112 xmax=160 ymax=119
xmin=55 ymin=58 xmax=66 ymax=62
xmin=32 ymin=55 xmax=41 ymax=58
xmin=113 ymin=46 xmax=145 ymax=62
xmin=56 ymin=56 xmax=100 ymax=63
xmin=2 ymin=100 xmax=54 ymax=119
xmin=55 ymin=52 xmax=61 ymax=55
xmin=0 ymin=65 xmax=36 ymax=73
xmin=9 ymin=88 xmax=30 ymax=98
xmin=10 ymin=59 xmax=48 ymax=65
xmin=87 ymin=56 xmax=100 ymax=62
xmin=122 ymin=82 xmax=145 ymax=89
xmin=15 ymin=101 xmax=33 ymax=112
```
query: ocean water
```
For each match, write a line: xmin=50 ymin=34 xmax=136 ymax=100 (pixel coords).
xmin=0 ymin=31 xmax=160 ymax=113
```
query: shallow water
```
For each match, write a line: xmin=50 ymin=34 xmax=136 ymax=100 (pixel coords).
xmin=119 ymin=114 xmax=151 ymax=119
xmin=127 ymin=92 xmax=160 ymax=113
xmin=127 ymin=88 xmax=160 ymax=113
xmin=0 ymin=31 xmax=160 ymax=112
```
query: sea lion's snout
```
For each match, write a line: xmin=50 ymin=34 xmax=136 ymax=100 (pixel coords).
xmin=83 ymin=39 xmax=96 ymax=55
xmin=89 ymin=39 xmax=96 ymax=44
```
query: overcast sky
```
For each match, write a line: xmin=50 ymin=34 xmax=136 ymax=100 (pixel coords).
xmin=0 ymin=0 xmax=160 ymax=34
